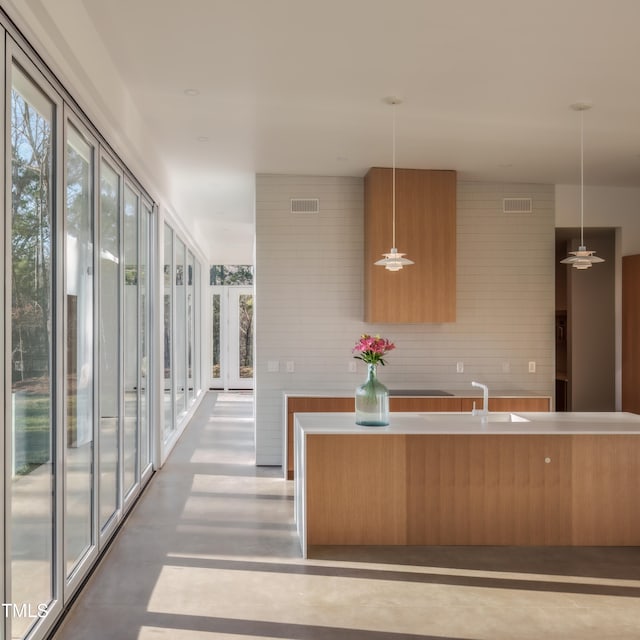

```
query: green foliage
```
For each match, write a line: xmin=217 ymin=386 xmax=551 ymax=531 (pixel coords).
xmin=11 ymin=88 xmax=53 ymax=383
xmin=209 ymin=264 xmax=253 ymax=285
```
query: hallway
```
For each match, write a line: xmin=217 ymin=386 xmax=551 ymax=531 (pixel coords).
xmin=53 ymin=393 xmax=640 ymax=640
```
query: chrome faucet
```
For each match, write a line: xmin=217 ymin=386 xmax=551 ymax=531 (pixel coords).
xmin=471 ymin=381 xmax=489 ymax=416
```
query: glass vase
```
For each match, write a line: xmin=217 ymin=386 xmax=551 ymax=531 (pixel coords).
xmin=355 ymin=363 xmax=389 ymax=426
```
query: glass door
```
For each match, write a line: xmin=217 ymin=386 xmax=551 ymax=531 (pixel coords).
xmin=7 ymin=48 xmax=64 ymax=640
xmin=63 ymin=113 xmax=98 ymax=594
xmin=228 ymin=287 xmax=254 ymax=389
xmin=98 ymin=155 xmax=121 ymax=539
xmin=210 ymin=286 xmax=254 ymax=390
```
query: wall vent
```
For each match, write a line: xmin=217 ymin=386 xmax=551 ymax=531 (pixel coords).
xmin=291 ymin=198 xmax=319 ymax=214
xmin=503 ymin=197 xmax=532 ymax=214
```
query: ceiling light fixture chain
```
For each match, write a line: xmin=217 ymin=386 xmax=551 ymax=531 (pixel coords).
xmin=560 ymin=102 xmax=604 ymax=270
xmin=374 ymin=96 xmax=414 ymax=272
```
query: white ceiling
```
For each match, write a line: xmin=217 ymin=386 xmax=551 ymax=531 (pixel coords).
xmin=74 ymin=0 xmax=640 ymax=262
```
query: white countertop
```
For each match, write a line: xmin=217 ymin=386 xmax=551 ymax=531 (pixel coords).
xmin=284 ymin=389 xmax=551 ymax=399
xmin=294 ymin=411 xmax=640 ymax=435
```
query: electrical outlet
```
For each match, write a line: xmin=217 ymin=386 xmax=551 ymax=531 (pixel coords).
xmin=528 ymin=361 xmax=536 ymax=373
xmin=267 ymin=360 xmax=279 ymax=373
xmin=286 ymin=361 xmax=295 ymax=373
xmin=502 ymin=362 xmax=510 ymax=373
xmin=456 ymin=362 xmax=464 ymax=373
xmin=348 ymin=361 xmax=357 ymax=372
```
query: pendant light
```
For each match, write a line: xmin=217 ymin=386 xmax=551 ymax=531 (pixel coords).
xmin=560 ymin=102 xmax=604 ymax=270
xmin=374 ymin=97 xmax=414 ymax=272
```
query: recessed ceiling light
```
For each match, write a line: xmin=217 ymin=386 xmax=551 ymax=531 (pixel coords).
xmin=184 ymin=88 xmax=199 ymax=96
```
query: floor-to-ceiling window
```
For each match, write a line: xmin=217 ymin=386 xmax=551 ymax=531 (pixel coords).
xmin=64 ymin=116 xmax=96 ymax=586
xmin=123 ymin=184 xmax=139 ymax=500
xmin=163 ymin=223 xmax=174 ymax=438
xmin=2 ymin=16 xmax=206 ymax=637
xmin=187 ymin=250 xmax=195 ymax=407
xmin=140 ymin=200 xmax=153 ymax=476
xmin=162 ymin=224 xmax=204 ymax=446
xmin=98 ymin=156 xmax=121 ymax=536
xmin=175 ymin=236 xmax=187 ymax=420
xmin=9 ymin=57 xmax=58 ymax=640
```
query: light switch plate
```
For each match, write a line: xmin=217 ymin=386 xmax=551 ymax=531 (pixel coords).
xmin=286 ymin=361 xmax=295 ymax=373
xmin=528 ymin=361 xmax=536 ymax=373
xmin=267 ymin=360 xmax=279 ymax=372
xmin=456 ymin=362 xmax=464 ymax=373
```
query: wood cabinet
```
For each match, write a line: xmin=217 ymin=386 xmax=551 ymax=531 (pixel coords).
xmin=305 ymin=433 xmax=640 ymax=548
xmin=285 ymin=394 xmax=550 ymax=479
xmin=406 ymin=435 xmax=572 ymax=545
xmin=364 ymin=167 xmax=456 ymax=323
xmin=460 ymin=396 xmax=552 ymax=413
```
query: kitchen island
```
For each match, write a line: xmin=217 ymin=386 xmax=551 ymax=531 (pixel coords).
xmin=283 ymin=390 xmax=551 ymax=479
xmin=294 ymin=411 xmax=640 ymax=557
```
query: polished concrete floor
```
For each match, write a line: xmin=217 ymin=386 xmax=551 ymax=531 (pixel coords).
xmin=53 ymin=392 xmax=640 ymax=639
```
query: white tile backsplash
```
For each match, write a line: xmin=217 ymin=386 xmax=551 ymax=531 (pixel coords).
xmin=255 ymin=175 xmax=555 ymax=465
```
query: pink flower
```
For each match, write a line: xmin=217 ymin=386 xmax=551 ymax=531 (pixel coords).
xmin=352 ymin=334 xmax=396 ymax=365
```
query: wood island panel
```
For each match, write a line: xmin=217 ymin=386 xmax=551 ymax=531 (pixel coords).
xmin=306 ymin=434 xmax=407 ymax=545
xmin=302 ymin=430 xmax=638 ymax=549
xmin=406 ymin=435 xmax=572 ymax=545
xmin=571 ymin=435 xmax=640 ymax=545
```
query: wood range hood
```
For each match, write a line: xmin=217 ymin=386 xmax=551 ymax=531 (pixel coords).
xmin=364 ymin=167 xmax=457 ymax=324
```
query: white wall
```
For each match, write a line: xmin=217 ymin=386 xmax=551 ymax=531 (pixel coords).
xmin=255 ymin=175 xmax=555 ymax=466
xmin=556 ymin=185 xmax=640 ymax=255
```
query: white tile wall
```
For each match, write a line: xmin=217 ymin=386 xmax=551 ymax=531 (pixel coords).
xmin=255 ymin=175 xmax=555 ymax=465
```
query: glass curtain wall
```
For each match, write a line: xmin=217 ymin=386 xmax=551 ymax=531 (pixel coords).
xmin=140 ymin=201 xmax=152 ymax=474
xmin=64 ymin=120 xmax=95 ymax=581
xmin=4 ymin=29 xmax=168 ymax=640
xmin=195 ymin=261 xmax=202 ymax=398
xmin=175 ymin=236 xmax=186 ymax=420
xmin=162 ymin=225 xmax=203 ymax=443
xmin=123 ymin=185 xmax=139 ymax=498
xmin=187 ymin=251 xmax=195 ymax=407
xmin=98 ymin=158 xmax=120 ymax=533
xmin=9 ymin=60 xmax=57 ymax=640
xmin=163 ymin=223 xmax=174 ymax=437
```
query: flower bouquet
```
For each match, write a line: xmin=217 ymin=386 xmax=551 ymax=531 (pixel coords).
xmin=352 ymin=334 xmax=395 ymax=426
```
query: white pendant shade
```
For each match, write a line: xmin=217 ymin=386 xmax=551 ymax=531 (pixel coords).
xmin=560 ymin=246 xmax=605 ymax=270
xmin=376 ymin=97 xmax=413 ymax=271
xmin=562 ymin=103 xmax=604 ymax=270
xmin=374 ymin=247 xmax=415 ymax=272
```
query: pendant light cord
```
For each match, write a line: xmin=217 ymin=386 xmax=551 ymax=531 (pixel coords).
xmin=580 ymin=108 xmax=584 ymax=247
xmin=392 ymin=102 xmax=396 ymax=249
